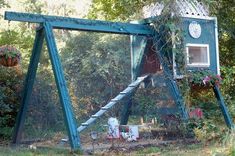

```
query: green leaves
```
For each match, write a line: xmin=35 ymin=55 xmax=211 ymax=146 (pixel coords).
xmin=0 ymin=0 xmax=9 ymax=9
xmin=0 ymin=66 xmax=23 ymax=139
xmin=88 ymin=0 xmax=155 ymax=21
xmin=221 ymin=66 xmax=235 ymax=97
xmin=61 ymin=32 xmax=131 ymax=118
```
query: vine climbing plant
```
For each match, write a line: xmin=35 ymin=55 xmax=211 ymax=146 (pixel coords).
xmin=151 ymin=1 xmax=222 ymax=112
xmin=150 ymin=1 xmax=186 ymax=76
xmin=148 ymin=1 xmax=219 ymax=108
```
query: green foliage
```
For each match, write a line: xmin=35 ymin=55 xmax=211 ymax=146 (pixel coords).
xmin=137 ymin=146 xmax=161 ymax=154
xmin=0 ymin=146 xmax=72 ymax=156
xmin=0 ymin=66 xmax=23 ymax=139
xmin=210 ymin=0 xmax=235 ymax=55
xmin=88 ymin=0 xmax=155 ymax=21
xmin=220 ymin=66 xmax=235 ymax=119
xmin=209 ymin=1 xmax=235 ymax=118
xmin=221 ymin=66 xmax=235 ymax=96
xmin=220 ymin=130 xmax=235 ymax=156
xmin=133 ymin=88 xmax=157 ymax=118
xmin=23 ymin=0 xmax=45 ymax=14
xmin=0 ymin=30 xmax=34 ymax=67
xmin=0 ymin=0 xmax=234 ymax=146
xmin=61 ymin=32 xmax=131 ymax=119
xmin=193 ymin=119 xmax=227 ymax=143
xmin=88 ymin=0 xmax=206 ymax=21
xmin=186 ymin=91 xmax=229 ymax=144
xmin=150 ymin=1 xmax=186 ymax=75
xmin=0 ymin=25 xmax=34 ymax=141
xmin=0 ymin=31 xmax=24 ymax=45
xmin=188 ymin=70 xmax=222 ymax=86
xmin=0 ymin=0 xmax=8 ymax=9
xmin=0 ymin=45 xmax=21 ymax=59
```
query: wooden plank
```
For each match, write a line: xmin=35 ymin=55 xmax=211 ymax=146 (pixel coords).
xmin=5 ymin=11 xmax=154 ymax=35
xmin=12 ymin=28 xmax=44 ymax=144
xmin=213 ymin=85 xmax=234 ymax=128
xmin=44 ymin=22 xmax=81 ymax=150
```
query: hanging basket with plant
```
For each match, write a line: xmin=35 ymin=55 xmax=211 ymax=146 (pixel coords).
xmin=188 ymin=70 xmax=222 ymax=91
xmin=0 ymin=45 xmax=21 ymax=67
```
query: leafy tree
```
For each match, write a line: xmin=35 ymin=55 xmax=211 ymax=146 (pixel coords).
xmin=88 ymin=0 xmax=156 ymax=21
xmin=87 ymin=0 xmax=235 ymax=122
xmin=0 ymin=66 xmax=23 ymax=139
xmin=209 ymin=0 xmax=235 ymax=67
xmin=23 ymin=0 xmax=45 ymax=14
xmin=61 ymin=32 xmax=131 ymax=119
xmin=208 ymin=1 xmax=235 ymax=106
xmin=0 ymin=0 xmax=8 ymax=8
xmin=88 ymin=0 xmax=214 ymax=21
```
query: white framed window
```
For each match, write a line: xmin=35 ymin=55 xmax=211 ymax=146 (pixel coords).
xmin=186 ymin=44 xmax=210 ymax=67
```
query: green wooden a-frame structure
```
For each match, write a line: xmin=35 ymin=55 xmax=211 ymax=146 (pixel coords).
xmin=4 ymin=11 xmax=233 ymax=150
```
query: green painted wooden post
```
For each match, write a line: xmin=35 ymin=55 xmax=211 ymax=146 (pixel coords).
xmin=213 ymin=85 xmax=234 ymax=128
xmin=5 ymin=11 xmax=153 ymax=36
xmin=12 ymin=27 xmax=44 ymax=144
xmin=120 ymin=98 xmax=133 ymax=125
xmin=131 ymin=35 xmax=148 ymax=81
xmin=43 ymin=22 xmax=81 ymax=150
xmin=120 ymin=35 xmax=148 ymax=125
xmin=153 ymin=33 xmax=189 ymax=120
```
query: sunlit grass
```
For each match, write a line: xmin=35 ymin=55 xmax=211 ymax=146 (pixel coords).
xmin=0 ymin=146 xmax=76 ymax=156
xmin=1 ymin=137 xmax=234 ymax=156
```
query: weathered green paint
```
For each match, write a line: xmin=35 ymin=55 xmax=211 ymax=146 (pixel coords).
xmin=134 ymin=17 xmax=220 ymax=74
xmin=12 ymin=27 xmax=44 ymax=144
xmin=122 ymin=35 xmax=149 ymax=125
xmin=120 ymin=98 xmax=133 ymax=125
xmin=213 ymin=85 xmax=234 ymax=128
xmin=183 ymin=17 xmax=219 ymax=74
xmin=130 ymin=25 xmax=189 ymax=119
xmin=77 ymin=75 xmax=149 ymax=132
xmin=153 ymin=33 xmax=189 ymax=120
xmin=44 ymin=22 xmax=81 ymax=149
xmin=130 ymin=35 xmax=148 ymax=81
xmin=6 ymin=11 xmax=232 ymax=152
xmin=5 ymin=11 xmax=153 ymax=36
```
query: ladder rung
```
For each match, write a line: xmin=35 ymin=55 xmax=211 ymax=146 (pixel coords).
xmin=82 ymin=123 xmax=89 ymax=126
xmin=120 ymin=91 xmax=128 ymax=94
xmin=91 ymin=115 xmax=99 ymax=118
xmin=111 ymin=99 xmax=119 ymax=102
xmin=101 ymin=106 xmax=110 ymax=110
xmin=128 ymin=84 xmax=137 ymax=87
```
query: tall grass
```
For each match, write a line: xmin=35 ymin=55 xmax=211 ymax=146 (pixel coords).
xmin=224 ymin=129 xmax=235 ymax=155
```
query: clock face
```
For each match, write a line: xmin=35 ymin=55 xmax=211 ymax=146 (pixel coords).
xmin=189 ymin=21 xmax=201 ymax=39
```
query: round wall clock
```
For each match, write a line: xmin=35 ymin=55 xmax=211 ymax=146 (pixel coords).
xmin=189 ymin=21 xmax=202 ymax=39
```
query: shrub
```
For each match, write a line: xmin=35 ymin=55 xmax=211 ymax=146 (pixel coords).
xmin=0 ymin=66 xmax=23 ymax=139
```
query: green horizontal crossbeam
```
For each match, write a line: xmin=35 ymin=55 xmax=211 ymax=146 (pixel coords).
xmin=5 ymin=11 xmax=154 ymax=36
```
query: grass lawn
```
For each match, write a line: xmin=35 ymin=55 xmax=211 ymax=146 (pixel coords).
xmin=133 ymin=143 xmax=231 ymax=156
xmin=0 ymin=146 xmax=74 ymax=156
xmin=0 ymin=142 xmax=232 ymax=156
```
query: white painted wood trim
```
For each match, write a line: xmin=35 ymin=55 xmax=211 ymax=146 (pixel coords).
xmin=214 ymin=17 xmax=220 ymax=75
xmin=186 ymin=43 xmax=210 ymax=67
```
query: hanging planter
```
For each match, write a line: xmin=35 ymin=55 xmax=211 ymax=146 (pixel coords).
xmin=188 ymin=70 xmax=222 ymax=91
xmin=190 ymin=82 xmax=211 ymax=91
xmin=0 ymin=45 xmax=21 ymax=67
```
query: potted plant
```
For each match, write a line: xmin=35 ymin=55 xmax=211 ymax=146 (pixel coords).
xmin=188 ymin=70 xmax=222 ymax=91
xmin=0 ymin=45 xmax=21 ymax=67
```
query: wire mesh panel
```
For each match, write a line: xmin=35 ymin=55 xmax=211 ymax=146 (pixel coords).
xmin=13 ymin=12 xmax=229 ymax=152
xmin=20 ymin=41 xmax=69 ymax=148
xmin=17 ymin=28 xmax=185 ymax=151
xmin=59 ymin=31 xmax=134 ymax=150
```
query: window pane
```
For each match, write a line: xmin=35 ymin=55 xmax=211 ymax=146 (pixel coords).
xmin=188 ymin=46 xmax=208 ymax=65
